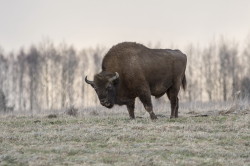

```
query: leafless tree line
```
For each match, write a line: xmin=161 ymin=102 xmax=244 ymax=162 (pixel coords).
xmin=184 ymin=37 xmax=250 ymax=102
xmin=0 ymin=37 xmax=250 ymax=113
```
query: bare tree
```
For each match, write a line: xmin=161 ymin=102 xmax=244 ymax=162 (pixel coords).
xmin=240 ymin=35 xmax=250 ymax=99
xmin=26 ymin=46 xmax=41 ymax=112
xmin=241 ymin=77 xmax=250 ymax=99
xmin=17 ymin=49 xmax=26 ymax=111
xmin=0 ymin=54 xmax=7 ymax=90
xmin=0 ymin=89 xmax=6 ymax=112
xmin=60 ymin=45 xmax=78 ymax=108
xmin=185 ymin=44 xmax=203 ymax=101
xmin=218 ymin=38 xmax=238 ymax=101
xmin=39 ymin=40 xmax=61 ymax=110
xmin=202 ymin=44 xmax=218 ymax=101
xmin=185 ymin=44 xmax=194 ymax=101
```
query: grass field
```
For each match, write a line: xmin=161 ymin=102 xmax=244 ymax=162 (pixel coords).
xmin=0 ymin=101 xmax=249 ymax=166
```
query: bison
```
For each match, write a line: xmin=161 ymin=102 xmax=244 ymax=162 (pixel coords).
xmin=85 ymin=42 xmax=187 ymax=119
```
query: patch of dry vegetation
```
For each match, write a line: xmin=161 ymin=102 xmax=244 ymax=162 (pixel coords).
xmin=0 ymin=106 xmax=249 ymax=166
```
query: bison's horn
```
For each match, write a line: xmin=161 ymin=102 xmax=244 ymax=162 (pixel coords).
xmin=85 ymin=76 xmax=94 ymax=85
xmin=109 ymin=72 xmax=119 ymax=82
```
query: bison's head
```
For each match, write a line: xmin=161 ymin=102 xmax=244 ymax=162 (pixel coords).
xmin=85 ymin=71 xmax=119 ymax=108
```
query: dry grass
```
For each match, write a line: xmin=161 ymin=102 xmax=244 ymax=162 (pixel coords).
xmin=0 ymin=101 xmax=249 ymax=166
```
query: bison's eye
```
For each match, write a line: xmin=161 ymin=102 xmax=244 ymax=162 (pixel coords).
xmin=106 ymin=85 xmax=112 ymax=90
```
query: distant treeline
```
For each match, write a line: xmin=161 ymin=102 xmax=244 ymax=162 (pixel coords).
xmin=0 ymin=38 xmax=250 ymax=112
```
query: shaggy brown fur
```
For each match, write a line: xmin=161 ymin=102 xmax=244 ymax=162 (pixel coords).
xmin=86 ymin=42 xmax=187 ymax=119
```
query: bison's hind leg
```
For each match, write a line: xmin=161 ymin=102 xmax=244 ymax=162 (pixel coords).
xmin=166 ymin=87 xmax=180 ymax=118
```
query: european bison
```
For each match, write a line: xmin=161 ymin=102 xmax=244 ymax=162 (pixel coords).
xmin=85 ymin=42 xmax=187 ymax=119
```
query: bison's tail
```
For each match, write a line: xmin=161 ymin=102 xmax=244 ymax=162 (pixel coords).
xmin=182 ymin=74 xmax=187 ymax=91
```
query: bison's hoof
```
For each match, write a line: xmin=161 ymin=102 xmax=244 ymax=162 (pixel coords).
xmin=150 ymin=115 xmax=158 ymax=120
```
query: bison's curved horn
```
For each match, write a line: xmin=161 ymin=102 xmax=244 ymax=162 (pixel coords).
xmin=85 ymin=76 xmax=94 ymax=85
xmin=109 ymin=72 xmax=119 ymax=82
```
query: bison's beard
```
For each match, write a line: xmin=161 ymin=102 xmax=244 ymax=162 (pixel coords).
xmin=106 ymin=104 xmax=114 ymax=108
xmin=102 ymin=103 xmax=114 ymax=109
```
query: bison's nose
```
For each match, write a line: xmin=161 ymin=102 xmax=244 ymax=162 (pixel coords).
xmin=100 ymin=99 xmax=107 ymax=105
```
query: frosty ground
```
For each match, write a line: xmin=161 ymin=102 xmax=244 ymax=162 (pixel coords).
xmin=0 ymin=101 xmax=249 ymax=166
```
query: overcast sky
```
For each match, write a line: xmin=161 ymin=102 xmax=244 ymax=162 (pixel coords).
xmin=0 ymin=0 xmax=250 ymax=52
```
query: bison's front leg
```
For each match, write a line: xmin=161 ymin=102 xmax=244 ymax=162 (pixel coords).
xmin=126 ymin=100 xmax=135 ymax=119
xmin=139 ymin=93 xmax=157 ymax=120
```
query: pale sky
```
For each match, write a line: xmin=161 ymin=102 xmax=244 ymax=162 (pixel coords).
xmin=0 ymin=0 xmax=250 ymax=52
